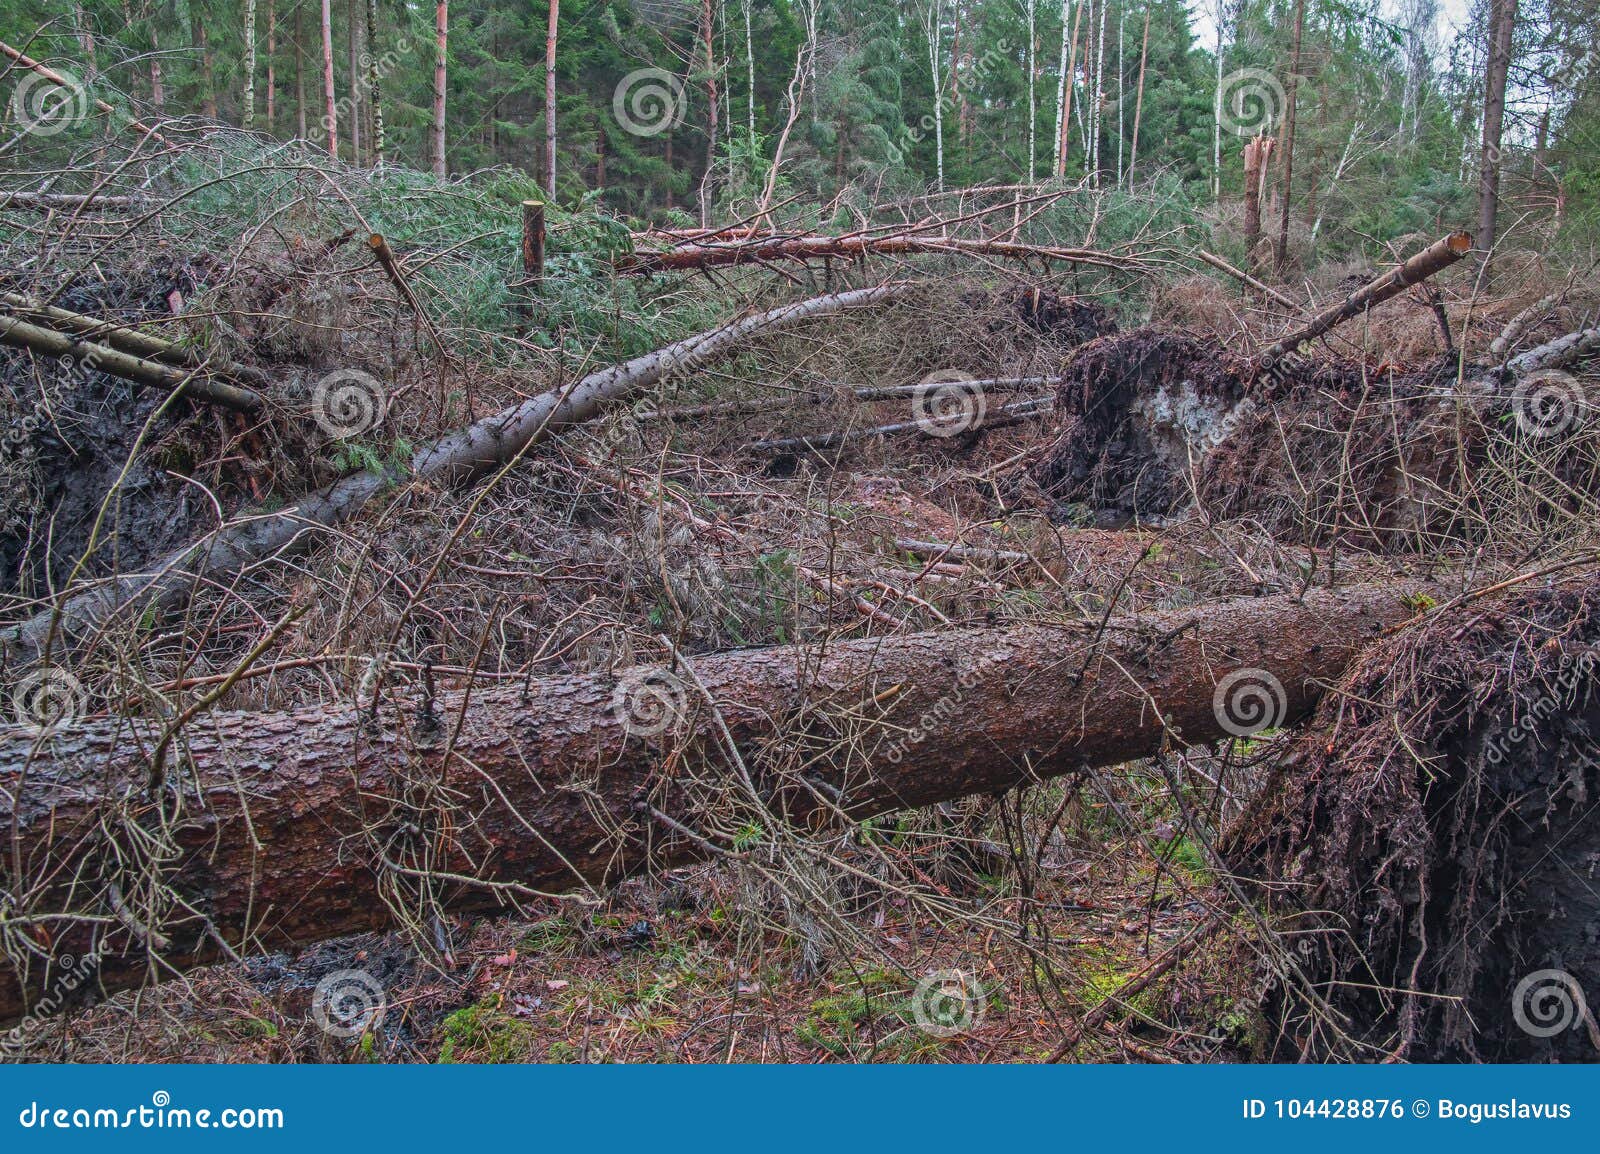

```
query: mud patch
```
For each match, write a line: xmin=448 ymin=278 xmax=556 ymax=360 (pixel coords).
xmin=0 ymin=266 xmax=256 ymax=602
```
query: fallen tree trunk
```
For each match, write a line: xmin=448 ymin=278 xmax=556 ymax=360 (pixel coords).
xmin=0 ymin=315 xmax=266 ymax=412
xmin=0 ymin=191 xmax=145 ymax=212
xmin=0 ymin=581 xmax=1423 ymax=1025
xmin=0 ymin=41 xmax=171 ymax=147
xmin=1259 ymin=230 xmax=1472 ymax=364
xmin=4 ymin=285 xmax=905 ymax=659
xmin=1 ymin=293 xmax=273 ymax=390
xmin=616 ymin=231 xmax=1143 ymax=275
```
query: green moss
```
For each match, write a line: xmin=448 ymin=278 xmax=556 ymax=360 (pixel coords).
xmin=436 ymin=995 xmax=538 ymax=1064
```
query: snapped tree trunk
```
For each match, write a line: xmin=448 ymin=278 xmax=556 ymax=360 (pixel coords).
xmin=0 ymin=582 xmax=1425 ymax=1025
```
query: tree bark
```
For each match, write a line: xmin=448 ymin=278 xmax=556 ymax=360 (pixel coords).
xmin=265 ymin=0 xmax=276 ymax=132
xmin=1476 ymin=0 xmax=1517 ymax=287
xmin=366 ymin=0 xmax=384 ymax=165
xmin=319 ymin=0 xmax=338 ymax=155
xmin=243 ymin=0 xmax=258 ymax=129
xmin=0 ymin=315 xmax=264 ymax=412
xmin=433 ymin=0 xmax=449 ymax=177
xmin=697 ymin=0 xmax=718 ymax=225
xmin=1260 ymin=230 xmax=1472 ymax=364
xmin=616 ymin=231 xmax=1136 ymax=274
xmin=1242 ymin=135 xmax=1274 ymax=270
xmin=1273 ymin=0 xmax=1304 ymax=275
xmin=4 ymin=287 xmax=907 ymax=659
xmin=544 ymin=0 xmax=559 ymax=199
xmin=1126 ymin=6 xmax=1149 ymax=187
xmin=347 ymin=0 xmax=362 ymax=164
xmin=0 ymin=582 xmax=1424 ymax=1025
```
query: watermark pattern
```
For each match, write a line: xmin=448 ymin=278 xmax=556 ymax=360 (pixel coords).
xmin=1 ymin=349 xmax=112 ymax=466
xmin=10 ymin=69 xmax=90 ymax=137
xmin=1484 ymin=650 xmax=1597 ymax=765
xmin=9 ymin=667 xmax=87 ymax=736
xmin=909 ymin=968 xmax=985 ymax=1037
xmin=1511 ymin=369 xmax=1588 ymax=438
xmin=310 ymin=968 xmax=387 ymax=1039
xmin=885 ymin=40 xmax=1011 ymax=165
xmin=1511 ymin=969 xmax=1588 ymax=1039
xmin=610 ymin=667 xmax=689 ymax=737
xmin=911 ymin=370 xmax=987 ymax=438
xmin=1212 ymin=667 xmax=1287 ymax=738
xmin=612 ymin=68 xmax=685 ymax=138
xmin=882 ymin=649 xmax=1008 ymax=764
xmin=1217 ymin=68 xmax=1286 ymax=136
xmin=312 ymin=369 xmax=388 ymax=439
xmin=0 ymin=951 xmax=99 ymax=1056
xmin=310 ymin=36 xmax=415 ymax=145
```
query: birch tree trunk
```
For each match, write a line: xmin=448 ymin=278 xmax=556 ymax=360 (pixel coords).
xmin=347 ymin=0 xmax=362 ymax=164
xmin=366 ymin=0 xmax=384 ymax=165
xmin=265 ymin=0 xmax=276 ymax=131
xmin=243 ymin=0 xmax=257 ymax=129
xmin=1027 ymin=0 xmax=1037 ymax=182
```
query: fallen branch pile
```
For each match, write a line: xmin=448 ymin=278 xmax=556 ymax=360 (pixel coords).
xmin=4 ymin=285 xmax=908 ymax=658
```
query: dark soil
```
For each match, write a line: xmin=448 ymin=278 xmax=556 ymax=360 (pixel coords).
xmin=0 ymin=263 xmax=254 ymax=604
xmin=1227 ymin=577 xmax=1600 ymax=1061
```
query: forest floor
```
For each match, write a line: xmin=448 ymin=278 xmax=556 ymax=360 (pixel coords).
xmin=4 ymin=137 xmax=1598 ymax=1064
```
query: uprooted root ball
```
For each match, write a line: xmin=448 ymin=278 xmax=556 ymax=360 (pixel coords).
xmin=1225 ymin=575 xmax=1600 ymax=1061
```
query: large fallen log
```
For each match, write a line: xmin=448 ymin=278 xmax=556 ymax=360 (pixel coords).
xmin=0 ymin=581 xmax=1423 ymax=1025
xmin=3 ymin=285 xmax=906 ymax=659
xmin=1259 ymin=230 xmax=1472 ymax=364
xmin=616 ymin=231 xmax=1143 ymax=275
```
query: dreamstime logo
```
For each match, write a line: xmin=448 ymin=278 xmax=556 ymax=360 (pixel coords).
xmin=1212 ymin=667 xmax=1287 ymax=738
xmin=10 ymin=668 xmax=87 ymax=735
xmin=910 ymin=968 xmax=985 ymax=1038
xmin=911 ymin=370 xmax=987 ymax=438
xmin=1217 ymin=68 xmax=1285 ymax=136
xmin=612 ymin=68 xmax=685 ymax=138
xmin=1511 ymin=969 xmax=1588 ymax=1039
xmin=0 ymin=951 xmax=99 ymax=1055
xmin=886 ymin=40 xmax=1011 ymax=165
xmin=1485 ymin=650 xmax=1597 ymax=765
xmin=610 ymin=668 xmax=689 ymax=737
xmin=311 ymin=968 xmax=387 ymax=1039
xmin=313 ymin=369 xmax=388 ymax=439
xmin=10 ymin=70 xmax=91 ymax=136
xmin=1511 ymin=369 xmax=1588 ymax=438
xmin=310 ymin=36 xmax=414 ymax=145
